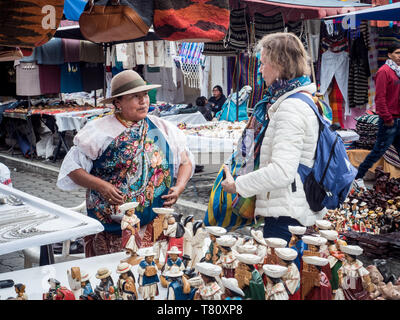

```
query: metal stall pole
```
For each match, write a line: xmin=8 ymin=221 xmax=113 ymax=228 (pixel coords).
xmin=103 ymin=43 xmax=108 ymax=101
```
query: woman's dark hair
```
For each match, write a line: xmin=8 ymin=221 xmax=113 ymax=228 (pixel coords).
xmin=196 ymin=96 xmax=207 ymax=107
xmin=213 ymin=85 xmax=223 ymax=94
xmin=388 ymin=41 xmax=400 ymax=54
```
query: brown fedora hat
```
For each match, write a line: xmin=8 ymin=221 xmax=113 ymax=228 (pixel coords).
xmin=100 ymin=70 xmax=161 ymax=105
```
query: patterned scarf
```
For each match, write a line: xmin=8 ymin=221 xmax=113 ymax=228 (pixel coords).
xmin=386 ymin=59 xmax=400 ymax=78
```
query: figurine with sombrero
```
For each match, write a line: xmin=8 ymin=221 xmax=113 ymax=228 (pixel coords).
xmin=194 ymin=262 xmax=223 ymax=300
xmin=215 ymin=235 xmax=238 ymax=278
xmin=251 ymin=229 xmax=267 ymax=260
xmin=288 ymin=225 xmax=308 ymax=272
xmin=264 ymin=237 xmax=287 ymax=265
xmin=165 ymin=265 xmax=196 ymax=300
xmin=95 ymin=267 xmax=116 ymax=300
xmin=152 ymin=207 xmax=174 ymax=269
xmin=116 ymin=262 xmax=138 ymax=300
xmin=263 ymin=264 xmax=289 ymax=300
xmin=221 ymin=277 xmax=245 ymax=300
xmin=138 ymin=247 xmax=160 ymax=300
xmin=275 ymin=247 xmax=301 ymax=300
xmin=235 ymin=253 xmax=265 ymax=300
xmin=160 ymin=246 xmax=185 ymax=288
xmin=119 ymin=202 xmax=142 ymax=265
xmin=302 ymin=256 xmax=332 ymax=300
xmin=204 ymin=226 xmax=227 ymax=264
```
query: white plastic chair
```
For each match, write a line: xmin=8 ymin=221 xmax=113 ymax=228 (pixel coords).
xmin=22 ymin=200 xmax=87 ymax=268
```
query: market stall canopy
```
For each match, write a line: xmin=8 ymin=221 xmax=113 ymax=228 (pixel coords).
xmin=242 ymin=0 xmax=371 ymax=22
xmin=54 ymin=25 xmax=162 ymax=44
xmin=324 ymin=2 xmax=400 ymax=21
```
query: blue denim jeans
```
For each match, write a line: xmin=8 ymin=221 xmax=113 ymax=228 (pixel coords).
xmin=356 ymin=118 xmax=400 ymax=179
xmin=263 ymin=216 xmax=303 ymax=244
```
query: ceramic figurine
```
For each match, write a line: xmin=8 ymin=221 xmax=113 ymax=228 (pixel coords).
xmin=120 ymin=202 xmax=142 ymax=265
xmin=116 ymin=262 xmax=138 ymax=300
xmin=67 ymin=267 xmax=84 ymax=299
xmin=161 ymin=246 xmax=185 ymax=288
xmin=138 ymin=247 xmax=160 ymax=300
xmin=336 ymin=245 xmax=372 ymax=300
xmin=181 ymin=254 xmax=191 ymax=269
xmin=221 ymin=277 xmax=244 ymax=300
xmin=351 ymin=199 xmax=359 ymax=216
xmin=165 ymin=265 xmax=196 ymax=300
xmin=80 ymin=270 xmax=94 ymax=299
xmin=95 ymin=268 xmax=116 ymax=300
xmin=152 ymin=208 xmax=173 ymax=269
xmin=194 ymin=262 xmax=223 ymax=300
xmin=55 ymin=286 xmax=76 ymax=300
xmin=263 ymin=264 xmax=289 ymax=300
xmin=251 ymin=229 xmax=268 ymax=260
xmin=275 ymin=247 xmax=301 ymax=300
xmin=302 ymin=235 xmax=331 ymax=285
xmin=14 ymin=283 xmax=27 ymax=300
xmin=288 ymin=226 xmax=308 ymax=272
xmin=190 ymin=221 xmax=208 ymax=268
xmin=204 ymin=226 xmax=227 ymax=264
xmin=302 ymin=256 xmax=332 ymax=300
xmin=43 ymin=278 xmax=61 ymax=300
xmin=315 ymin=219 xmax=333 ymax=231
xmin=163 ymin=213 xmax=185 ymax=262
xmin=235 ymin=253 xmax=265 ymax=300
xmin=264 ymin=238 xmax=287 ymax=265
xmin=215 ymin=235 xmax=238 ymax=278
xmin=319 ymin=230 xmax=345 ymax=298
xmin=183 ymin=215 xmax=195 ymax=259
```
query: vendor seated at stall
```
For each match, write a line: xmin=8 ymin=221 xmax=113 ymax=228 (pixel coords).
xmin=57 ymin=70 xmax=195 ymax=257
xmin=195 ymin=96 xmax=213 ymax=121
xmin=208 ymin=85 xmax=227 ymax=116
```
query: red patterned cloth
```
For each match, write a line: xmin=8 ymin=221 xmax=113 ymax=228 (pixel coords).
xmin=329 ymin=77 xmax=344 ymax=128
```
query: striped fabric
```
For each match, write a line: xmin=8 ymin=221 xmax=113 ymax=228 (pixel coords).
xmin=368 ymin=26 xmax=380 ymax=108
xmin=384 ymin=145 xmax=400 ymax=168
xmin=377 ymin=32 xmax=400 ymax=68
xmin=329 ymin=77 xmax=344 ymax=127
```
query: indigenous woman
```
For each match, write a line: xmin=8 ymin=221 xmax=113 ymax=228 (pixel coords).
xmin=57 ymin=70 xmax=194 ymax=256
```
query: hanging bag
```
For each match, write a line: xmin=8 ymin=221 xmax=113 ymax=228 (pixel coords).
xmin=153 ymin=0 xmax=230 ymax=42
xmin=79 ymin=0 xmax=153 ymax=43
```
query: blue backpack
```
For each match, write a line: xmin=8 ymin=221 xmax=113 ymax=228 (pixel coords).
xmin=290 ymin=92 xmax=357 ymax=212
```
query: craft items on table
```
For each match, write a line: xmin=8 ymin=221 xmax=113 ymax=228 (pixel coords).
xmin=221 ymin=277 xmax=244 ymax=300
xmin=10 ymin=283 xmax=28 ymax=300
xmin=235 ymin=253 xmax=265 ymax=300
xmin=165 ymin=265 xmax=196 ymax=300
xmin=275 ymin=248 xmax=301 ymax=300
xmin=336 ymin=245 xmax=372 ymax=300
xmin=116 ymin=262 xmax=138 ymax=300
xmin=137 ymin=248 xmax=160 ymax=300
xmin=189 ymin=221 xmax=208 ymax=268
xmin=263 ymin=264 xmax=289 ymax=301
xmin=163 ymin=213 xmax=185 ymax=260
xmin=67 ymin=267 xmax=85 ymax=300
xmin=79 ymin=270 xmax=94 ymax=300
xmin=180 ymin=121 xmax=247 ymax=143
xmin=194 ymin=262 xmax=223 ymax=301
xmin=264 ymin=237 xmax=287 ymax=265
xmin=95 ymin=267 xmax=117 ymax=300
xmin=43 ymin=278 xmax=61 ymax=300
xmin=119 ymin=202 xmax=142 ymax=266
xmin=182 ymin=215 xmax=194 ymax=260
xmin=288 ymin=226 xmax=308 ymax=272
xmin=204 ymin=226 xmax=227 ymax=264
xmin=250 ymin=229 xmax=268 ymax=260
xmin=215 ymin=235 xmax=238 ymax=278
xmin=160 ymin=246 xmax=185 ymax=288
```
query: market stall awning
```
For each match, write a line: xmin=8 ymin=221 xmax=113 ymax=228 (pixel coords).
xmin=324 ymin=2 xmax=400 ymax=21
xmin=242 ymin=0 xmax=371 ymax=22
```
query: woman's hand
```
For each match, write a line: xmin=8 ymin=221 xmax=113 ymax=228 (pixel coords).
xmin=161 ymin=185 xmax=184 ymax=207
xmin=221 ymin=165 xmax=236 ymax=194
xmin=97 ymin=180 xmax=124 ymax=205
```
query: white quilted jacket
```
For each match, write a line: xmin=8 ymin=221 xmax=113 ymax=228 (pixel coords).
xmin=235 ymin=83 xmax=326 ymax=226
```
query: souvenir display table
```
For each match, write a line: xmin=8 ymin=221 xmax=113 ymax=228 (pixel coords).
xmin=161 ymin=111 xmax=208 ymax=126
xmin=0 ymin=184 xmax=104 ymax=263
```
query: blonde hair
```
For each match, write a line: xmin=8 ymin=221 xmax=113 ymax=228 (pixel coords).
xmin=257 ymin=32 xmax=311 ymax=80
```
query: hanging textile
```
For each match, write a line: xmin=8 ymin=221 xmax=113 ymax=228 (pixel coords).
xmin=376 ymin=31 xmax=400 ymax=68
xmin=328 ymin=77 xmax=344 ymax=128
xmin=368 ymin=26 xmax=379 ymax=108
xmin=225 ymin=8 xmax=250 ymax=51
xmin=176 ymin=42 xmax=205 ymax=88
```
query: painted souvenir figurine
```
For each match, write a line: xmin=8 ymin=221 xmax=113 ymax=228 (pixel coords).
xmin=204 ymin=226 xmax=227 ymax=264
xmin=165 ymin=265 xmax=196 ymax=300
xmin=302 ymin=235 xmax=331 ymax=284
xmin=152 ymin=208 xmax=174 ymax=269
xmin=288 ymin=226 xmax=308 ymax=272
xmin=336 ymin=245 xmax=372 ymax=300
xmin=251 ymin=229 xmax=267 ymax=260
xmin=80 ymin=270 xmax=94 ymax=299
xmin=302 ymin=256 xmax=332 ymax=300
xmin=235 ymin=253 xmax=265 ymax=300
xmin=163 ymin=213 xmax=185 ymax=260
xmin=14 ymin=283 xmax=27 ymax=300
xmin=319 ymin=230 xmax=344 ymax=298
xmin=120 ymin=202 xmax=142 ymax=265
xmin=43 ymin=278 xmax=61 ymax=300
xmin=67 ymin=267 xmax=84 ymax=299
xmin=221 ymin=277 xmax=244 ymax=300
xmin=275 ymin=247 xmax=300 ymax=300
xmin=190 ymin=221 xmax=208 ymax=268
xmin=138 ymin=247 xmax=160 ymax=300
xmin=194 ymin=262 xmax=223 ymax=300
xmin=183 ymin=215 xmax=195 ymax=259
xmin=216 ymin=235 xmax=238 ymax=278
xmin=263 ymin=264 xmax=289 ymax=300
xmin=161 ymin=246 xmax=185 ymax=288
xmin=264 ymin=237 xmax=287 ymax=265
xmin=55 ymin=286 xmax=76 ymax=300
xmin=95 ymin=267 xmax=116 ymax=300
xmin=116 ymin=262 xmax=138 ymax=300
xmin=315 ymin=219 xmax=333 ymax=232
